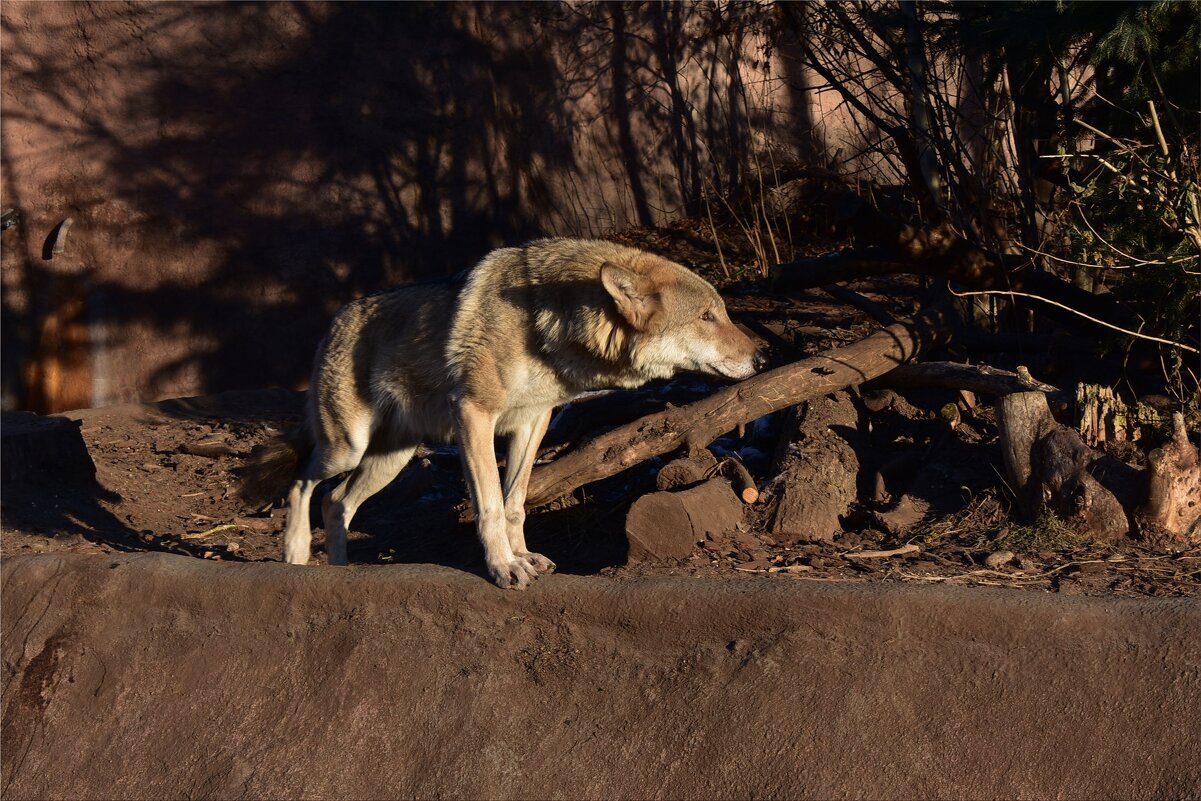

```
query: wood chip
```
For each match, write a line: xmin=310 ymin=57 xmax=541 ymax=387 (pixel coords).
xmin=181 ymin=441 xmax=238 ymax=458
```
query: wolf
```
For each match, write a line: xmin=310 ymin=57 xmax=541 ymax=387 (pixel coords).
xmin=240 ymin=237 xmax=764 ymax=588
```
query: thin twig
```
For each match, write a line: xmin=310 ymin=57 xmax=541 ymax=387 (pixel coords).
xmin=1148 ymin=100 xmax=1170 ymax=158
xmin=845 ymin=543 xmax=920 ymax=559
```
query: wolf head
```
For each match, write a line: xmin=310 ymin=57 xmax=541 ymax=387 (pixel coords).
xmin=601 ymin=258 xmax=765 ymax=382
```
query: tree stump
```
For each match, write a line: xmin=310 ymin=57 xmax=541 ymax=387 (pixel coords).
xmin=770 ymin=391 xmax=864 ymax=544
xmin=1 ymin=411 xmax=96 ymax=484
xmin=996 ymin=392 xmax=1130 ymax=540
xmin=1140 ymin=412 xmax=1201 ymax=544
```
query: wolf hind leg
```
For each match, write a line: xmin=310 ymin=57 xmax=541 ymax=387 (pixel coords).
xmin=502 ymin=408 xmax=556 ymax=574
xmin=282 ymin=422 xmax=370 ymax=565
xmin=322 ymin=438 xmax=418 ymax=566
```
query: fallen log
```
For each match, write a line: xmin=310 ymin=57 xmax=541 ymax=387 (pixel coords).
xmin=625 ymin=478 xmax=745 ymax=563
xmin=821 ymin=284 xmax=897 ymax=326
xmin=866 ymin=362 xmax=1068 ymax=405
xmin=525 ymin=306 xmax=951 ymax=508
xmin=656 ymin=450 xmax=719 ymax=492
xmin=721 ymin=458 xmax=760 ymax=504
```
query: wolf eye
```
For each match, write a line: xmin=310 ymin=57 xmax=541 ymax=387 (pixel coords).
xmin=701 ymin=310 xmax=716 ymax=322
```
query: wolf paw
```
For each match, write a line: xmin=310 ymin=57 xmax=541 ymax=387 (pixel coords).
xmin=489 ymin=557 xmax=540 ymax=590
xmin=517 ymin=551 xmax=556 ymax=574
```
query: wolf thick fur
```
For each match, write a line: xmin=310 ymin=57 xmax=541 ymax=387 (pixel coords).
xmin=242 ymin=238 xmax=762 ymax=588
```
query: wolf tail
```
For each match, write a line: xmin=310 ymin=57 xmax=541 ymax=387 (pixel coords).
xmin=237 ymin=424 xmax=315 ymax=508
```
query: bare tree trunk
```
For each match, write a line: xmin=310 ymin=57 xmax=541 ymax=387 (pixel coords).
xmin=900 ymin=0 xmax=943 ymax=218
xmin=610 ymin=4 xmax=654 ymax=227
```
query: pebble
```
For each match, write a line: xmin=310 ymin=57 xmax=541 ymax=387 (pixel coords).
xmin=984 ymin=550 xmax=1015 ymax=568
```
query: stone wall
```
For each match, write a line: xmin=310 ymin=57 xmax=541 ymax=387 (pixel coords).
xmin=1 ymin=2 xmax=867 ymax=411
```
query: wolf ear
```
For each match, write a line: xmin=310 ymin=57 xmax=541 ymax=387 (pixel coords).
xmin=600 ymin=262 xmax=659 ymax=330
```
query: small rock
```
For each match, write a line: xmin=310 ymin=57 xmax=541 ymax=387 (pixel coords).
xmin=838 ymin=533 xmax=864 ymax=549
xmin=139 ymin=462 xmax=162 ymax=472
xmin=1018 ymin=557 xmax=1039 ymax=573
xmin=985 ymin=550 xmax=1016 ymax=569
xmin=733 ymin=532 xmax=758 ymax=552
xmin=181 ymin=441 xmax=238 ymax=459
xmin=876 ymin=495 xmax=930 ymax=535
xmin=225 ymin=541 xmax=241 ymax=554
xmin=862 ymin=390 xmax=897 ymax=413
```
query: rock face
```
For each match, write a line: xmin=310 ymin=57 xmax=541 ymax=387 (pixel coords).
xmin=0 ymin=1 xmax=799 ymax=412
xmin=4 ymin=553 xmax=1201 ymax=801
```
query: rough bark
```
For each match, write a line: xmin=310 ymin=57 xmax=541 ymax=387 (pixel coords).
xmin=525 ymin=306 xmax=951 ymax=508
xmin=1140 ymin=412 xmax=1201 ymax=544
xmin=769 ymin=390 xmax=864 ymax=544
xmin=996 ymin=391 xmax=1131 ymax=540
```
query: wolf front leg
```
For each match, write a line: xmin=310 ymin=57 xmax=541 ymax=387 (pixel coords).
xmin=454 ymin=399 xmax=541 ymax=589
xmin=502 ymin=409 xmax=556 ymax=575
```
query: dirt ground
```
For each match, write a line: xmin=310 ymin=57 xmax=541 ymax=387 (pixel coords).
xmin=3 ymin=266 xmax=1197 ymax=599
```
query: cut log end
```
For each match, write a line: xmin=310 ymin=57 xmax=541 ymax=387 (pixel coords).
xmin=721 ymin=458 xmax=760 ymax=504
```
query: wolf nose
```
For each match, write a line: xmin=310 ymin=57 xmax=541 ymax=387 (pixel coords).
xmin=752 ymin=350 xmax=768 ymax=372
